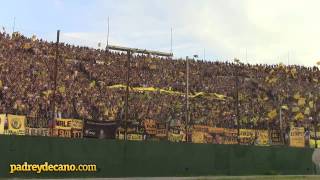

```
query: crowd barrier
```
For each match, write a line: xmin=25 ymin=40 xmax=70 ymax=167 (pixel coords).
xmin=0 ymin=114 xmax=317 ymax=148
xmin=0 ymin=135 xmax=318 ymax=178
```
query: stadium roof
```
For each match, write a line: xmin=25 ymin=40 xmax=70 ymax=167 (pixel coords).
xmin=107 ymin=45 xmax=173 ymax=57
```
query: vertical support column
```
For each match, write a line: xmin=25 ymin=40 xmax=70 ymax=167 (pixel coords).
xmin=51 ymin=30 xmax=60 ymax=132
xmin=124 ymin=50 xmax=131 ymax=140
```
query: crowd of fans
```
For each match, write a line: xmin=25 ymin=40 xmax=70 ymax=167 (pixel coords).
xmin=0 ymin=31 xmax=319 ymax=132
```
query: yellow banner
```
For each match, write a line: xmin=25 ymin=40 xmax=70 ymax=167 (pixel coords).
xmin=127 ymin=133 xmax=144 ymax=141
xmin=208 ymin=127 xmax=224 ymax=134
xmin=156 ymin=129 xmax=167 ymax=137
xmin=192 ymin=131 xmax=206 ymax=144
xmin=144 ymin=119 xmax=157 ymax=135
xmin=168 ymin=132 xmax=185 ymax=142
xmin=0 ymin=114 xmax=5 ymax=134
xmin=54 ymin=118 xmax=72 ymax=130
xmin=70 ymin=119 xmax=83 ymax=129
xmin=223 ymin=128 xmax=238 ymax=144
xmin=256 ymin=130 xmax=269 ymax=146
xmin=239 ymin=129 xmax=255 ymax=145
xmin=309 ymin=131 xmax=320 ymax=148
xmin=309 ymin=139 xmax=320 ymax=148
xmin=290 ymin=127 xmax=305 ymax=148
xmin=8 ymin=114 xmax=26 ymax=135
xmin=310 ymin=131 xmax=320 ymax=139
xmin=54 ymin=118 xmax=83 ymax=138
xmin=193 ymin=125 xmax=209 ymax=132
xmin=107 ymin=84 xmax=227 ymax=100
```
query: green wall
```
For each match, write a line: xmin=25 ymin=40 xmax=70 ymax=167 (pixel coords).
xmin=0 ymin=135 xmax=316 ymax=178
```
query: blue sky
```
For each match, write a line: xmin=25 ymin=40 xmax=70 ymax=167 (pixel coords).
xmin=1 ymin=0 xmax=320 ymax=66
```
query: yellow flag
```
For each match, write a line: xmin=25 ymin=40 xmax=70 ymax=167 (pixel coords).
xmin=269 ymin=77 xmax=278 ymax=84
xmin=298 ymin=98 xmax=305 ymax=106
xmin=294 ymin=112 xmax=304 ymax=120
xmin=309 ymin=101 xmax=314 ymax=108
xmin=268 ymin=109 xmax=277 ymax=120
xmin=304 ymin=107 xmax=310 ymax=115
xmin=58 ymin=86 xmax=65 ymax=93
xmin=23 ymin=43 xmax=31 ymax=49
xmin=292 ymin=106 xmax=300 ymax=113
xmin=42 ymin=90 xmax=52 ymax=98
xmin=293 ymin=92 xmax=300 ymax=100
xmin=281 ymin=105 xmax=289 ymax=110
xmin=89 ymin=81 xmax=96 ymax=88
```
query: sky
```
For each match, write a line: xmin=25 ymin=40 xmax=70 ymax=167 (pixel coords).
xmin=1 ymin=0 xmax=320 ymax=66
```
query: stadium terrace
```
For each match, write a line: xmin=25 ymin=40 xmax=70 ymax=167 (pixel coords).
xmin=0 ymin=31 xmax=320 ymax=148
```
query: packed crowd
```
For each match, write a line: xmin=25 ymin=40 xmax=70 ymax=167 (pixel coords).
xmin=0 ymin=31 xmax=319 ymax=132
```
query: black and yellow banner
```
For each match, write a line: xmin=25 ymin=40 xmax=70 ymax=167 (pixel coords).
xmin=290 ymin=127 xmax=305 ymax=148
xmin=239 ymin=129 xmax=255 ymax=145
xmin=223 ymin=129 xmax=238 ymax=144
xmin=7 ymin=114 xmax=26 ymax=135
xmin=256 ymin=130 xmax=270 ymax=146
xmin=53 ymin=118 xmax=83 ymax=138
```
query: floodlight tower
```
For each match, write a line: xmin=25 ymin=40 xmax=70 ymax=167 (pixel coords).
xmin=107 ymin=45 xmax=173 ymax=140
xmin=234 ymin=58 xmax=241 ymax=144
xmin=185 ymin=54 xmax=198 ymax=142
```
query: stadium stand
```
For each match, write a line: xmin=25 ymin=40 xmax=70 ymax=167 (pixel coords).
xmin=0 ymin=31 xmax=318 ymax=140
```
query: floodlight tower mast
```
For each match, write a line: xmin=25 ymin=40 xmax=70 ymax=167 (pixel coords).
xmin=107 ymin=45 xmax=173 ymax=140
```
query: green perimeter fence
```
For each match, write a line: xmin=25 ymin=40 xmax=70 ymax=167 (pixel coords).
xmin=0 ymin=135 xmax=318 ymax=178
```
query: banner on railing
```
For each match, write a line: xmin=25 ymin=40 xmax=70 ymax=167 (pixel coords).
xmin=144 ymin=119 xmax=157 ymax=135
xmin=52 ymin=118 xmax=71 ymax=138
xmin=290 ymin=127 xmax=305 ymax=148
xmin=168 ymin=131 xmax=185 ymax=142
xmin=70 ymin=119 xmax=83 ymax=138
xmin=223 ymin=128 xmax=238 ymax=144
xmin=193 ymin=125 xmax=209 ymax=133
xmin=84 ymin=120 xmax=117 ymax=139
xmin=270 ymin=129 xmax=282 ymax=145
xmin=309 ymin=131 xmax=320 ymax=148
xmin=256 ymin=130 xmax=269 ymax=146
xmin=239 ymin=129 xmax=255 ymax=145
xmin=127 ymin=133 xmax=144 ymax=141
xmin=25 ymin=128 xmax=51 ymax=136
xmin=7 ymin=114 xmax=26 ymax=135
xmin=155 ymin=122 xmax=167 ymax=138
xmin=192 ymin=131 xmax=206 ymax=143
xmin=0 ymin=114 xmax=5 ymax=134
xmin=310 ymin=139 xmax=320 ymax=148
xmin=155 ymin=129 xmax=167 ymax=137
xmin=117 ymin=133 xmax=144 ymax=141
xmin=208 ymin=127 xmax=224 ymax=134
xmin=53 ymin=118 xmax=83 ymax=138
